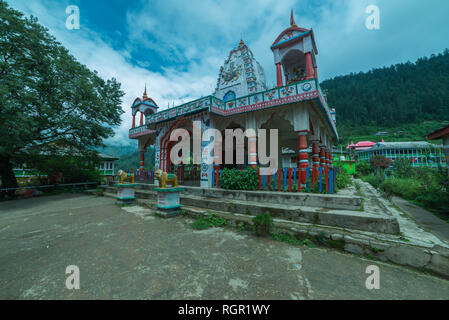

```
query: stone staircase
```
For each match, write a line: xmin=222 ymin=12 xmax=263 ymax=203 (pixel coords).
xmin=101 ymin=184 xmax=400 ymax=235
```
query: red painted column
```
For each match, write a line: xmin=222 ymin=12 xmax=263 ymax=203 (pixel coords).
xmin=314 ymin=66 xmax=318 ymax=79
xmin=325 ymin=149 xmax=330 ymax=193
xmin=305 ymin=52 xmax=314 ymax=79
xmin=312 ymin=142 xmax=320 ymax=188
xmin=132 ymin=115 xmax=136 ymax=128
xmin=276 ymin=63 xmax=284 ymax=87
xmin=319 ymin=146 xmax=326 ymax=170
xmin=140 ymin=112 xmax=144 ymax=126
xmin=248 ymin=134 xmax=258 ymax=168
xmin=139 ymin=151 xmax=145 ymax=170
xmin=214 ymin=137 xmax=222 ymax=187
xmin=298 ymin=132 xmax=309 ymax=190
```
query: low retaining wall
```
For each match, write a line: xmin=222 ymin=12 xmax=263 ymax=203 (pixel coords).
xmin=132 ymin=184 xmax=362 ymax=211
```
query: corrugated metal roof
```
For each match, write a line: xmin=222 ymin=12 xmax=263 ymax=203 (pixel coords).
xmin=361 ymin=141 xmax=442 ymax=151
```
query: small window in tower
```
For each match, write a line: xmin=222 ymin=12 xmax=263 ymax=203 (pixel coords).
xmin=223 ymin=91 xmax=236 ymax=102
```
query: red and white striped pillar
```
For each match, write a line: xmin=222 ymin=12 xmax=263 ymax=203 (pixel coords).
xmin=319 ymin=145 xmax=326 ymax=170
xmin=139 ymin=150 xmax=145 ymax=170
xmin=325 ymin=148 xmax=330 ymax=193
xmin=214 ymin=137 xmax=222 ymax=187
xmin=312 ymin=141 xmax=320 ymax=187
xmin=248 ymin=133 xmax=258 ymax=168
xmin=298 ymin=132 xmax=309 ymax=190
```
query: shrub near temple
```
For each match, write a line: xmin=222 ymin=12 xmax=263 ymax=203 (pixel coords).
xmin=253 ymin=213 xmax=273 ymax=237
xmin=221 ymin=166 xmax=258 ymax=191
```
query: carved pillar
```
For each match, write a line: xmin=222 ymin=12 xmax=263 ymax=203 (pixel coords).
xmin=139 ymin=150 xmax=145 ymax=170
xmin=312 ymin=141 xmax=320 ymax=187
xmin=298 ymin=132 xmax=309 ymax=190
xmin=248 ymin=134 xmax=258 ymax=168
xmin=319 ymin=145 xmax=326 ymax=169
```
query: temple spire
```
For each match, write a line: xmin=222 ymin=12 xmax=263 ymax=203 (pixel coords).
xmin=143 ymin=84 xmax=148 ymax=99
xmin=290 ymin=9 xmax=298 ymax=27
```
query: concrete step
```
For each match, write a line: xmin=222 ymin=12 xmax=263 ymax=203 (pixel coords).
xmin=109 ymin=184 xmax=362 ymax=211
xmin=100 ymin=185 xmax=397 ymax=234
xmin=180 ymin=195 xmax=400 ymax=235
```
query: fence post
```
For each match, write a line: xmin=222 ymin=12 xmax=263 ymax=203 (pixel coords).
xmin=288 ymin=168 xmax=292 ymax=192
xmin=278 ymin=169 xmax=281 ymax=192
xmin=262 ymin=169 xmax=266 ymax=190
xmin=306 ymin=167 xmax=310 ymax=192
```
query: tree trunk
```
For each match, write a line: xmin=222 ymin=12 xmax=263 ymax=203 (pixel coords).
xmin=0 ymin=155 xmax=18 ymax=198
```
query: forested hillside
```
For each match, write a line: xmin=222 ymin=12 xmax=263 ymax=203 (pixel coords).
xmin=321 ymin=49 xmax=449 ymax=142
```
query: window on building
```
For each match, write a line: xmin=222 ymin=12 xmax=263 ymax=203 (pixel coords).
xmin=223 ymin=91 xmax=236 ymax=102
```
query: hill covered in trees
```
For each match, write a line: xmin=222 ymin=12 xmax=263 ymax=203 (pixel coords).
xmin=321 ymin=49 xmax=449 ymax=143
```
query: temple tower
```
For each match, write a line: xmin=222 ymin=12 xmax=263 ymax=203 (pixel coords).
xmin=270 ymin=9 xmax=319 ymax=87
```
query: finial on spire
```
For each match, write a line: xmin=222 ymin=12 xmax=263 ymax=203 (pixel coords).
xmin=143 ymin=83 xmax=148 ymax=99
xmin=290 ymin=9 xmax=298 ymax=27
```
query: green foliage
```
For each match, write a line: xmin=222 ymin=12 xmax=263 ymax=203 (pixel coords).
xmin=0 ymin=1 xmax=124 ymax=188
xmin=116 ymin=147 xmax=155 ymax=170
xmin=252 ymin=213 xmax=273 ymax=237
xmin=336 ymin=166 xmax=351 ymax=189
xmin=190 ymin=214 xmax=227 ymax=230
xmin=33 ymin=155 xmax=101 ymax=184
xmin=363 ymin=165 xmax=449 ymax=212
xmin=221 ymin=166 xmax=258 ymax=190
xmin=361 ymin=174 xmax=385 ymax=189
xmin=355 ymin=161 xmax=373 ymax=177
xmin=370 ymin=155 xmax=392 ymax=170
xmin=271 ymin=232 xmax=303 ymax=246
xmin=322 ymin=50 xmax=449 ymax=133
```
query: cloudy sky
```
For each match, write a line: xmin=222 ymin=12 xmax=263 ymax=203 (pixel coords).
xmin=6 ymin=0 xmax=449 ymax=146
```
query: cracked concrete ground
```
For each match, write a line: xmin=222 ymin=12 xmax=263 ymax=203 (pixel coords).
xmin=1 ymin=194 xmax=449 ymax=300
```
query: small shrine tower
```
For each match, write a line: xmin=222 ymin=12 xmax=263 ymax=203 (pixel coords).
xmin=271 ymin=9 xmax=318 ymax=87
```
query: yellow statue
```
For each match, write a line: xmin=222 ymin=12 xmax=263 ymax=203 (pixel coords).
xmin=155 ymin=169 xmax=178 ymax=188
xmin=117 ymin=169 xmax=134 ymax=184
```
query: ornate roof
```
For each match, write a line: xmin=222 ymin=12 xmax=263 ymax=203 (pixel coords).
xmin=213 ymin=40 xmax=267 ymax=101
xmin=271 ymin=9 xmax=318 ymax=54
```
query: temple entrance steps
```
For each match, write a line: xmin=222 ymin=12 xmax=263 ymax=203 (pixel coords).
xmin=101 ymin=184 xmax=400 ymax=235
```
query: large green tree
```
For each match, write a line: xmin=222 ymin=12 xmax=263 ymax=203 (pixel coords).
xmin=0 ymin=1 xmax=124 ymax=189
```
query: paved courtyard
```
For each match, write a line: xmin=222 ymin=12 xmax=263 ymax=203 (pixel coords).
xmin=1 ymin=193 xmax=449 ymax=300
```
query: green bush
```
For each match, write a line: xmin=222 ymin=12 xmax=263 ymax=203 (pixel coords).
xmin=221 ymin=166 xmax=258 ymax=190
xmin=252 ymin=213 xmax=273 ymax=237
xmin=362 ymin=174 xmax=385 ymax=189
xmin=378 ymin=166 xmax=449 ymax=211
xmin=336 ymin=166 xmax=351 ymax=189
xmin=355 ymin=161 xmax=372 ymax=177
xmin=191 ymin=214 xmax=227 ymax=230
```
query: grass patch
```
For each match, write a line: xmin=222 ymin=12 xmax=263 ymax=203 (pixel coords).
xmin=190 ymin=214 xmax=227 ymax=230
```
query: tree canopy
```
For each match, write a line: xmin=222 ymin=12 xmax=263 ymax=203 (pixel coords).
xmin=321 ymin=49 xmax=449 ymax=135
xmin=0 ymin=1 xmax=124 ymax=188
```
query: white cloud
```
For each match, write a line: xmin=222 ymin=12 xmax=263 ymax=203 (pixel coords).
xmin=6 ymin=0 xmax=449 ymax=146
